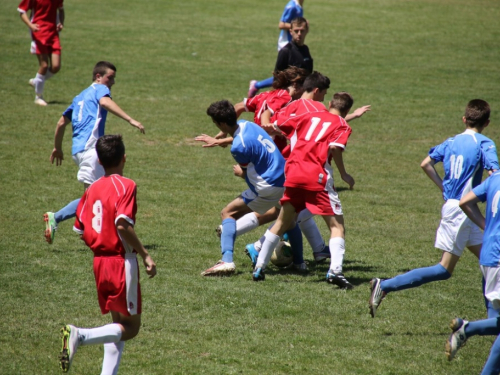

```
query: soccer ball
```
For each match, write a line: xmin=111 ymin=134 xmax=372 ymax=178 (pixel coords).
xmin=270 ymin=240 xmax=293 ymax=267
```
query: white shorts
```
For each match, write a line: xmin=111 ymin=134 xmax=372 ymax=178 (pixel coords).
xmin=434 ymin=199 xmax=482 ymax=256
xmin=241 ymin=186 xmax=284 ymax=215
xmin=480 ymin=265 xmax=500 ymax=311
xmin=72 ymin=148 xmax=105 ymax=185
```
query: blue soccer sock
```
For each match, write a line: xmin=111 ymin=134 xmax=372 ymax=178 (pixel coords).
xmin=380 ymin=263 xmax=451 ymax=293
xmin=481 ymin=334 xmax=500 ymax=375
xmin=465 ymin=318 xmax=500 ymax=337
xmin=285 ymin=224 xmax=304 ymax=265
xmin=54 ymin=198 xmax=80 ymax=223
xmin=256 ymin=77 xmax=273 ymax=90
xmin=221 ymin=218 xmax=236 ymax=263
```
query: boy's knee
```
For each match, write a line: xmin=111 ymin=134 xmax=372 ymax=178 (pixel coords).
xmin=50 ymin=65 xmax=61 ymax=74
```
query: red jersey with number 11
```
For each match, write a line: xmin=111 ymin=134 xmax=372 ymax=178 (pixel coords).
xmin=273 ymin=98 xmax=352 ymax=191
xmin=74 ymin=174 xmax=137 ymax=257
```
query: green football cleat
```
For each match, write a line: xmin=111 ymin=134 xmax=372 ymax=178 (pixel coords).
xmin=44 ymin=212 xmax=57 ymax=244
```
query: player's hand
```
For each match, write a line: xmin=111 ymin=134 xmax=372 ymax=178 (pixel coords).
xmin=57 ymin=23 xmax=64 ymax=32
xmin=50 ymin=148 xmax=64 ymax=166
xmin=351 ymin=105 xmax=371 ymax=119
xmin=143 ymin=255 xmax=157 ymax=278
xmin=129 ymin=119 xmax=145 ymax=134
xmin=30 ymin=23 xmax=40 ymax=32
xmin=233 ymin=164 xmax=244 ymax=178
xmin=195 ymin=134 xmax=221 ymax=148
xmin=261 ymin=123 xmax=282 ymax=136
xmin=341 ymin=173 xmax=355 ymax=190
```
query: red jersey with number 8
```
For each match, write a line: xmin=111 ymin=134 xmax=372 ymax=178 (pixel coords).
xmin=273 ymin=98 xmax=352 ymax=191
xmin=74 ymin=174 xmax=137 ymax=257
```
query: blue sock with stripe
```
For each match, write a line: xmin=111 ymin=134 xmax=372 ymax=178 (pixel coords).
xmin=380 ymin=263 xmax=451 ymax=293
xmin=221 ymin=218 xmax=236 ymax=263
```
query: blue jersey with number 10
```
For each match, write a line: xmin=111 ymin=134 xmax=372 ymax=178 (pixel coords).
xmin=231 ymin=120 xmax=285 ymax=195
xmin=62 ymin=83 xmax=111 ymax=156
xmin=473 ymin=171 xmax=500 ymax=266
xmin=429 ymin=129 xmax=499 ymax=201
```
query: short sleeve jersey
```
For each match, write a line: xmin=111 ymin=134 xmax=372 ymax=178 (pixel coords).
xmin=74 ymin=175 xmax=137 ymax=257
xmin=18 ymin=0 xmax=63 ymax=44
xmin=244 ymin=89 xmax=292 ymax=126
xmin=62 ymin=83 xmax=111 ymax=155
xmin=274 ymin=99 xmax=352 ymax=191
xmin=275 ymin=42 xmax=313 ymax=73
xmin=429 ymin=129 xmax=499 ymax=201
xmin=472 ymin=172 xmax=500 ymax=267
xmin=231 ymin=120 xmax=286 ymax=194
xmin=278 ymin=0 xmax=303 ymax=50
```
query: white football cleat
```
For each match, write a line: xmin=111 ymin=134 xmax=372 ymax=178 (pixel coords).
xmin=34 ymin=97 xmax=48 ymax=106
xmin=446 ymin=318 xmax=468 ymax=361
xmin=28 ymin=78 xmax=35 ymax=88
xmin=201 ymin=260 xmax=235 ymax=276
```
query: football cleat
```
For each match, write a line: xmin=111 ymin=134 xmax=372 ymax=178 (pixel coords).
xmin=292 ymin=262 xmax=308 ymax=273
xmin=369 ymin=278 xmax=385 ymax=317
xmin=327 ymin=270 xmax=354 ymax=290
xmin=313 ymin=245 xmax=330 ymax=263
xmin=215 ymin=225 xmax=222 ymax=238
xmin=252 ymin=267 xmax=265 ymax=281
xmin=60 ymin=324 xmax=79 ymax=373
xmin=446 ymin=318 xmax=468 ymax=361
xmin=245 ymin=244 xmax=259 ymax=267
xmin=28 ymin=78 xmax=35 ymax=88
xmin=34 ymin=97 xmax=48 ymax=106
xmin=248 ymin=80 xmax=258 ymax=98
xmin=44 ymin=212 xmax=57 ymax=244
xmin=201 ymin=261 xmax=235 ymax=276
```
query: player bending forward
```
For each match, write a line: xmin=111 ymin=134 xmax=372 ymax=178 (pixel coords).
xmin=59 ymin=135 xmax=156 ymax=373
xmin=254 ymin=72 xmax=355 ymax=289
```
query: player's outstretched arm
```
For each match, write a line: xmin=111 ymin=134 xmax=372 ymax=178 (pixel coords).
xmin=234 ymin=102 xmax=246 ymax=119
xmin=116 ymin=218 xmax=157 ymax=278
xmin=459 ymin=191 xmax=485 ymax=230
xmin=345 ymin=105 xmax=371 ymax=122
xmin=195 ymin=134 xmax=233 ymax=148
xmin=421 ymin=156 xmax=443 ymax=193
xmin=99 ymin=97 xmax=145 ymax=134
xmin=50 ymin=115 xmax=71 ymax=166
xmin=330 ymin=146 xmax=354 ymax=189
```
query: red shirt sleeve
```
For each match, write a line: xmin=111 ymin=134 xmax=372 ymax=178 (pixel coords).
xmin=115 ymin=181 xmax=137 ymax=226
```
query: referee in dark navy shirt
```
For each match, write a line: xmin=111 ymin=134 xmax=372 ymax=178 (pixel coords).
xmin=274 ymin=17 xmax=313 ymax=73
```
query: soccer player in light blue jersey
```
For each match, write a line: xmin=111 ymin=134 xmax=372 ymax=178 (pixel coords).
xmin=248 ymin=0 xmax=304 ymax=98
xmin=445 ymin=169 xmax=500 ymax=373
xmin=201 ymin=100 xmax=304 ymax=276
xmin=44 ymin=61 xmax=145 ymax=244
xmin=369 ymin=99 xmax=499 ymax=318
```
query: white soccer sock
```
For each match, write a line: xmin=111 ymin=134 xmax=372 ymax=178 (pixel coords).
xmin=253 ymin=235 xmax=265 ymax=252
xmin=78 ymin=323 xmax=122 ymax=346
xmin=236 ymin=213 xmax=259 ymax=236
xmin=299 ymin=216 xmax=325 ymax=254
xmin=329 ymin=237 xmax=345 ymax=273
xmin=255 ymin=230 xmax=280 ymax=269
xmin=34 ymin=73 xmax=46 ymax=97
xmin=101 ymin=341 xmax=125 ymax=375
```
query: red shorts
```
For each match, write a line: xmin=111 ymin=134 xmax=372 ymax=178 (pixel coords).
xmin=93 ymin=255 xmax=141 ymax=316
xmin=30 ymin=34 xmax=61 ymax=55
xmin=280 ymin=186 xmax=343 ymax=216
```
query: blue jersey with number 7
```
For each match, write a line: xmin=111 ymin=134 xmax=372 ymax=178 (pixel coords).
xmin=62 ymin=83 xmax=111 ymax=156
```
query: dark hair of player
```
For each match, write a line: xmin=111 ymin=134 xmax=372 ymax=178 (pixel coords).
xmin=330 ymin=92 xmax=354 ymax=115
xmin=272 ymin=66 xmax=309 ymax=90
xmin=96 ymin=134 xmax=125 ymax=168
xmin=206 ymin=100 xmax=237 ymax=127
xmin=93 ymin=61 xmax=117 ymax=81
xmin=302 ymin=71 xmax=330 ymax=93
xmin=290 ymin=16 xmax=308 ymax=30
xmin=465 ymin=99 xmax=490 ymax=128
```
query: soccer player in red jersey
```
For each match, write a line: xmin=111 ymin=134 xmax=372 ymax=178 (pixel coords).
xmin=58 ymin=135 xmax=156 ymax=374
xmin=18 ymin=0 xmax=64 ymax=106
xmin=254 ymin=72 xmax=355 ymax=289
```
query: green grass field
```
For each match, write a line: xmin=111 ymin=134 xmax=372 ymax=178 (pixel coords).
xmin=1 ymin=0 xmax=500 ymax=374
